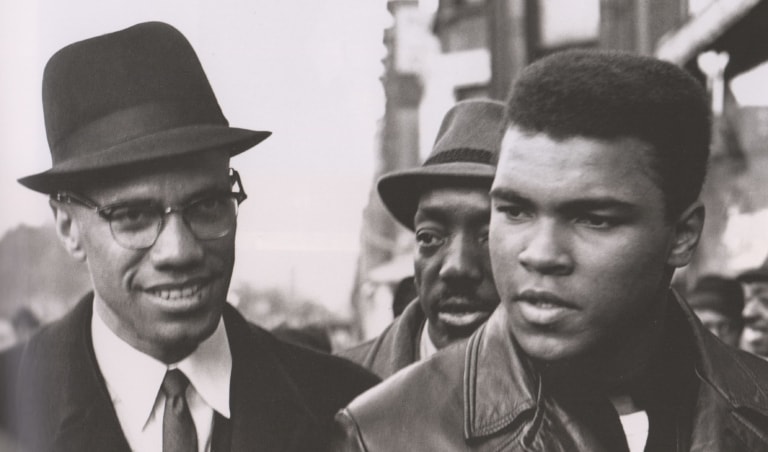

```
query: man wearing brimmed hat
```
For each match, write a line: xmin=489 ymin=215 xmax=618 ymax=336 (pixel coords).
xmin=338 ymin=100 xmax=502 ymax=379
xmin=688 ymin=274 xmax=744 ymax=347
xmin=738 ymin=263 xmax=768 ymax=359
xmin=4 ymin=21 xmax=377 ymax=452
xmin=332 ymin=51 xmax=768 ymax=451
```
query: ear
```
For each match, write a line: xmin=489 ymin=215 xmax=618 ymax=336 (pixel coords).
xmin=50 ymin=200 xmax=87 ymax=262
xmin=667 ymin=201 xmax=705 ymax=268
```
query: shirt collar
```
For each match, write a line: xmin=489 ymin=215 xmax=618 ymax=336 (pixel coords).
xmin=91 ymin=307 xmax=233 ymax=431
xmin=176 ymin=318 xmax=232 ymax=418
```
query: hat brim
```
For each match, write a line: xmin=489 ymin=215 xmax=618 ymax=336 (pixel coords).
xmin=18 ymin=125 xmax=270 ymax=194
xmin=738 ymin=268 xmax=768 ymax=284
xmin=377 ymin=162 xmax=495 ymax=230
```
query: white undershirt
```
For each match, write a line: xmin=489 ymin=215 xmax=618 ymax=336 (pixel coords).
xmin=419 ymin=322 xmax=439 ymax=361
xmin=92 ymin=310 xmax=232 ymax=452
xmin=611 ymin=395 xmax=649 ymax=452
xmin=619 ymin=411 xmax=650 ymax=452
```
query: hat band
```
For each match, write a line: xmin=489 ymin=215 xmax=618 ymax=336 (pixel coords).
xmin=423 ymin=148 xmax=493 ymax=166
xmin=52 ymin=100 xmax=227 ymax=165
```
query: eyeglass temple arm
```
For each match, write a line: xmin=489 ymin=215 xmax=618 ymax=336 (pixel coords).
xmin=229 ymin=168 xmax=247 ymax=203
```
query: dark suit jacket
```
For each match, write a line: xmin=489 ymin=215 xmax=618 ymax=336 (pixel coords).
xmin=5 ymin=293 xmax=379 ymax=452
xmin=336 ymin=299 xmax=424 ymax=379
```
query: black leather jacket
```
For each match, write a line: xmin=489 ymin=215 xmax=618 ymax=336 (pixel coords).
xmin=332 ymin=292 xmax=768 ymax=451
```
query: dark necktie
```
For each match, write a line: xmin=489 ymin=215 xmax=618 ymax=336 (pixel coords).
xmin=162 ymin=369 xmax=198 ymax=452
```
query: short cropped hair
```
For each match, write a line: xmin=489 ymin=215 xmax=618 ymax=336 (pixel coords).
xmin=504 ymin=50 xmax=711 ymax=218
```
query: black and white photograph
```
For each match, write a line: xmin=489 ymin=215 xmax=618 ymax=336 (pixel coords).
xmin=2 ymin=0 xmax=768 ymax=450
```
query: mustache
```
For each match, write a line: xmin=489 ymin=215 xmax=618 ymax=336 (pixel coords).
xmin=513 ymin=290 xmax=578 ymax=309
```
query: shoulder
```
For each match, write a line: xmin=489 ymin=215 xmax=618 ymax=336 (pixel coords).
xmin=13 ymin=294 xmax=92 ymax=374
xmin=342 ymin=339 xmax=467 ymax=441
xmin=231 ymin=312 xmax=381 ymax=419
xmin=333 ymin=340 xmax=469 ymax=450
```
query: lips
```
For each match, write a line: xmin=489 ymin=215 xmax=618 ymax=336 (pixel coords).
xmin=143 ymin=278 xmax=215 ymax=310
xmin=150 ymin=283 xmax=204 ymax=300
xmin=744 ymin=318 xmax=768 ymax=333
xmin=437 ymin=296 xmax=495 ymax=328
xmin=513 ymin=290 xmax=578 ymax=326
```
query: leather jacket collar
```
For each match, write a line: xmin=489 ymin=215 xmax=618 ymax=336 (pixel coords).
xmin=463 ymin=290 xmax=768 ymax=442
xmin=463 ymin=304 xmax=539 ymax=440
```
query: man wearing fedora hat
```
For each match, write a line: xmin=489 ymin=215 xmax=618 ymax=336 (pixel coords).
xmin=687 ymin=274 xmax=744 ymax=347
xmin=338 ymin=99 xmax=502 ymax=378
xmin=4 ymin=21 xmax=378 ymax=452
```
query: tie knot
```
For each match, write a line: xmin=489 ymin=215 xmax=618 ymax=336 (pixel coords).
xmin=162 ymin=369 xmax=190 ymax=398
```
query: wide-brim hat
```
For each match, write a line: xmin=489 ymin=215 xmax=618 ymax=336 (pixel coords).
xmin=738 ymin=266 xmax=768 ymax=284
xmin=687 ymin=274 xmax=744 ymax=319
xmin=378 ymin=99 xmax=506 ymax=230
xmin=19 ymin=21 xmax=270 ymax=194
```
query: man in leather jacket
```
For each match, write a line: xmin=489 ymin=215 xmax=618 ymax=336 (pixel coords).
xmin=331 ymin=50 xmax=768 ymax=451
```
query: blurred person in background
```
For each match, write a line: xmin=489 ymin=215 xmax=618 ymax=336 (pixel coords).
xmin=687 ymin=274 xmax=744 ymax=347
xmin=9 ymin=307 xmax=41 ymax=345
xmin=738 ymin=265 xmax=768 ymax=359
xmin=2 ymin=21 xmax=377 ymax=452
xmin=337 ymin=100 xmax=504 ymax=379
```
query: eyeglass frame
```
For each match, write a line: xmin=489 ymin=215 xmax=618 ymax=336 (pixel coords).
xmin=51 ymin=168 xmax=247 ymax=250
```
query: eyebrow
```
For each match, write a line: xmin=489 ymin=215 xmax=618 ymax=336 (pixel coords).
xmin=98 ymin=184 xmax=230 ymax=207
xmin=414 ymin=204 xmax=490 ymax=226
xmin=490 ymin=187 xmax=638 ymax=213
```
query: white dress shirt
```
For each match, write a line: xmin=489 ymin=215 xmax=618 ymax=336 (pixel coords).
xmin=92 ymin=310 xmax=233 ymax=452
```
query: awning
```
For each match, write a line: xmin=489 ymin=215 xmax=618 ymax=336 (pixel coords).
xmin=655 ymin=0 xmax=763 ymax=65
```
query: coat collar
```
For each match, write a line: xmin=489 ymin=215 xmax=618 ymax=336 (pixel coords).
xmin=37 ymin=293 xmax=132 ymax=451
xmin=222 ymin=304 xmax=320 ymax=451
xmin=354 ymin=298 xmax=426 ymax=378
xmin=463 ymin=305 xmax=538 ymax=440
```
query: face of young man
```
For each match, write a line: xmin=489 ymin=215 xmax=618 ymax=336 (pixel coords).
xmin=53 ymin=153 xmax=236 ymax=363
xmin=489 ymin=126 xmax=702 ymax=364
xmin=414 ymin=186 xmax=500 ymax=350
xmin=741 ymin=281 xmax=768 ymax=358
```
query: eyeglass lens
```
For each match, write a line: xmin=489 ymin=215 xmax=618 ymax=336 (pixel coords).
xmin=109 ymin=194 xmax=239 ymax=249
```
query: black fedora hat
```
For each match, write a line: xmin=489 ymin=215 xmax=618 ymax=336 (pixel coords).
xmin=377 ymin=99 xmax=506 ymax=230
xmin=18 ymin=21 xmax=271 ymax=194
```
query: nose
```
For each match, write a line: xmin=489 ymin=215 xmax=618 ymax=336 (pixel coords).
xmin=743 ymin=297 xmax=765 ymax=320
xmin=518 ymin=220 xmax=572 ymax=276
xmin=439 ymin=233 xmax=483 ymax=282
xmin=149 ymin=213 xmax=205 ymax=269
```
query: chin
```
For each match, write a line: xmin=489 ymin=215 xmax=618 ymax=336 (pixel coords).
xmin=514 ymin=332 xmax=588 ymax=364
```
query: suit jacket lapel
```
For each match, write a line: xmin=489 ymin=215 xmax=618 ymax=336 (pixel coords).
xmin=224 ymin=306 xmax=320 ymax=452
xmin=19 ymin=294 xmax=131 ymax=452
